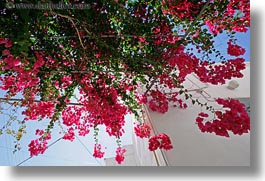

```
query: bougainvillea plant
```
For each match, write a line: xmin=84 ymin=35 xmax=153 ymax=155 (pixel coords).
xmin=0 ymin=0 xmax=250 ymax=164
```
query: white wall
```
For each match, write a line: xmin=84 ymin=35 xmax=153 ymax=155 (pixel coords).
xmin=149 ymin=106 xmax=250 ymax=166
xmin=146 ymin=63 xmax=250 ymax=166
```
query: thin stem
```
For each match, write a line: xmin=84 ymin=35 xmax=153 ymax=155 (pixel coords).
xmin=0 ymin=98 xmax=82 ymax=106
xmin=51 ymin=12 xmax=86 ymax=49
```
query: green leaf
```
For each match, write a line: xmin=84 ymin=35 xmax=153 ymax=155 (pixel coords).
xmin=179 ymin=90 xmax=184 ymax=95
xmin=6 ymin=129 xmax=12 ymax=135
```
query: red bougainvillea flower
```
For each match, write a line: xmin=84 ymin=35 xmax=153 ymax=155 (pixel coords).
xmin=149 ymin=90 xmax=169 ymax=113
xmin=148 ymin=136 xmax=160 ymax=151
xmin=33 ymin=52 xmax=45 ymax=70
xmin=35 ymin=129 xmax=45 ymax=136
xmin=63 ymin=127 xmax=75 ymax=142
xmin=138 ymin=36 xmax=146 ymax=43
xmin=28 ymin=139 xmax=48 ymax=157
xmin=196 ymin=98 xmax=250 ymax=137
xmin=115 ymin=147 xmax=126 ymax=164
xmin=227 ymin=41 xmax=246 ymax=57
xmin=28 ymin=129 xmax=51 ymax=157
xmin=0 ymin=38 xmax=12 ymax=48
xmin=0 ymin=38 xmax=8 ymax=44
xmin=204 ymin=0 xmax=250 ymax=34
xmin=93 ymin=144 xmax=105 ymax=158
xmin=22 ymin=101 xmax=55 ymax=120
xmin=3 ymin=55 xmax=21 ymax=70
xmin=195 ymin=58 xmax=246 ymax=85
xmin=134 ymin=123 xmax=151 ymax=138
xmin=148 ymin=133 xmax=173 ymax=151
xmin=62 ymin=106 xmax=82 ymax=126
xmin=136 ymin=94 xmax=147 ymax=104
xmin=162 ymin=0 xmax=203 ymax=21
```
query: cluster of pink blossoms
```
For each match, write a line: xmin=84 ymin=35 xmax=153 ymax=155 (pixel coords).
xmin=204 ymin=0 xmax=250 ymax=34
xmin=195 ymin=58 xmax=246 ymax=85
xmin=149 ymin=90 xmax=169 ymax=113
xmin=61 ymin=106 xmax=90 ymax=141
xmin=0 ymin=55 xmax=40 ymax=95
xmin=93 ymin=144 xmax=105 ymax=158
xmin=134 ymin=123 xmax=173 ymax=153
xmin=227 ymin=41 xmax=246 ymax=57
xmin=22 ymin=101 xmax=55 ymax=120
xmin=62 ymin=106 xmax=82 ymax=126
xmin=166 ymin=46 xmax=199 ymax=83
xmin=159 ymin=72 xmax=176 ymax=89
xmin=0 ymin=38 xmax=12 ymax=48
xmin=162 ymin=0 xmax=203 ymax=21
xmin=134 ymin=123 xmax=151 ymax=138
xmin=79 ymin=78 xmax=128 ymax=137
xmin=162 ymin=44 xmax=247 ymax=86
xmin=0 ymin=39 xmax=43 ymax=98
xmin=63 ymin=127 xmax=75 ymax=142
xmin=148 ymin=133 xmax=173 ymax=151
xmin=196 ymin=98 xmax=250 ymax=137
xmin=115 ymin=147 xmax=126 ymax=164
xmin=28 ymin=129 xmax=51 ymax=157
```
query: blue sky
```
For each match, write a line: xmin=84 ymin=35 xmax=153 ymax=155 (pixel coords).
xmin=214 ymin=30 xmax=250 ymax=62
xmin=0 ymin=89 xmax=134 ymax=166
xmin=185 ymin=29 xmax=250 ymax=63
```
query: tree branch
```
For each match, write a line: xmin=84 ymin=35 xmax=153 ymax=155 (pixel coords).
xmin=51 ymin=12 xmax=86 ymax=50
